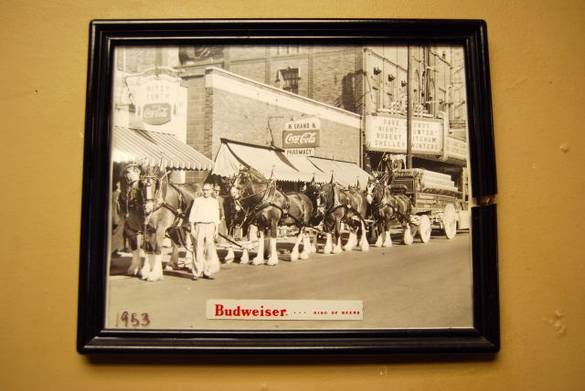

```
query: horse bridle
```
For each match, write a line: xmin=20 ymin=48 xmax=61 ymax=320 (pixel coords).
xmin=231 ymin=171 xmax=303 ymax=228
xmin=319 ymin=183 xmax=348 ymax=217
xmin=369 ymin=180 xmax=394 ymax=212
xmin=140 ymin=171 xmax=186 ymax=219
xmin=369 ymin=179 xmax=415 ymax=225
xmin=231 ymin=170 xmax=275 ymax=206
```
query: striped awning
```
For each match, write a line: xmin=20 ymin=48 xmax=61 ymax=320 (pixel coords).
xmin=213 ymin=139 xmax=309 ymax=182
xmin=307 ymin=156 xmax=371 ymax=190
xmin=111 ymin=126 xmax=214 ymax=171
xmin=212 ymin=138 xmax=371 ymax=187
xmin=213 ymin=139 xmax=335 ymax=182
xmin=286 ymin=155 xmax=329 ymax=183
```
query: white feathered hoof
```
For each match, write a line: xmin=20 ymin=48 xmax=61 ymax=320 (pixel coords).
xmin=343 ymin=233 xmax=357 ymax=251
xmin=403 ymin=226 xmax=414 ymax=245
xmin=240 ymin=249 xmax=250 ymax=264
xmin=252 ymin=254 xmax=264 ymax=265
xmin=290 ymin=248 xmax=299 ymax=262
xmin=147 ymin=274 xmax=164 ymax=282
xmin=300 ymin=249 xmax=310 ymax=260
xmin=375 ymin=234 xmax=384 ymax=247
xmin=140 ymin=263 xmax=151 ymax=280
xmin=146 ymin=256 xmax=164 ymax=282
xmin=360 ymin=237 xmax=370 ymax=252
xmin=224 ymin=248 xmax=235 ymax=264
xmin=266 ymin=254 xmax=279 ymax=266
xmin=382 ymin=231 xmax=393 ymax=248
xmin=333 ymin=240 xmax=343 ymax=254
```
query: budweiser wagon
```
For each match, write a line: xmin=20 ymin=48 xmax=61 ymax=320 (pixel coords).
xmin=389 ymin=168 xmax=469 ymax=243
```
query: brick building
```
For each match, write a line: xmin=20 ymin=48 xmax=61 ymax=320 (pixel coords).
xmin=112 ymin=46 xmax=362 ymax=185
xmin=112 ymin=45 xmax=469 ymax=191
xmin=179 ymin=45 xmax=364 ymax=113
xmin=180 ymin=66 xmax=361 ymax=184
xmin=177 ymin=44 xmax=469 ymax=172
xmin=178 ymin=44 xmax=466 ymax=124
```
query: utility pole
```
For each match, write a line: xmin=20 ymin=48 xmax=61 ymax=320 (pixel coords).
xmin=406 ymin=46 xmax=413 ymax=169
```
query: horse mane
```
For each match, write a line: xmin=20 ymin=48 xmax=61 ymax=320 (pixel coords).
xmin=332 ymin=182 xmax=341 ymax=206
xmin=242 ymin=167 xmax=268 ymax=184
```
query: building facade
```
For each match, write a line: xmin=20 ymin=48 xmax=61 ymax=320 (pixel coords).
xmin=112 ymin=45 xmax=469 ymax=191
xmin=177 ymin=44 xmax=469 ymax=172
xmin=112 ymin=46 xmax=362 ymax=185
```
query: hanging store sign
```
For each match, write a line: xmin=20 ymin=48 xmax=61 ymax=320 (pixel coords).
xmin=123 ymin=74 xmax=187 ymax=136
xmin=365 ymin=115 xmax=443 ymax=155
xmin=283 ymin=117 xmax=321 ymax=149
xmin=143 ymin=103 xmax=172 ymax=125
xmin=446 ymin=137 xmax=468 ymax=160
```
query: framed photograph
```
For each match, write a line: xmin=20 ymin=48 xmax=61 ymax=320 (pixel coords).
xmin=78 ymin=19 xmax=499 ymax=354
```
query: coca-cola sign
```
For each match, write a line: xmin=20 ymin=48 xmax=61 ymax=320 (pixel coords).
xmin=282 ymin=130 xmax=320 ymax=148
xmin=143 ymin=103 xmax=172 ymax=125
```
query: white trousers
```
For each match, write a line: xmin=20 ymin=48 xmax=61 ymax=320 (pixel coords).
xmin=193 ymin=223 xmax=219 ymax=276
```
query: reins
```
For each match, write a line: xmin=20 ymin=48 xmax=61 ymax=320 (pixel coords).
xmin=233 ymin=171 xmax=303 ymax=229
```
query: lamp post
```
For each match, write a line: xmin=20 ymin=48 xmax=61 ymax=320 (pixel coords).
xmin=406 ymin=46 xmax=413 ymax=169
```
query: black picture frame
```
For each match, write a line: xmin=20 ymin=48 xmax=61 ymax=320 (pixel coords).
xmin=78 ymin=19 xmax=498 ymax=355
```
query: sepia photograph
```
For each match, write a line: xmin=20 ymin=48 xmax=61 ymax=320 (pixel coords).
xmin=106 ymin=42 xmax=474 ymax=331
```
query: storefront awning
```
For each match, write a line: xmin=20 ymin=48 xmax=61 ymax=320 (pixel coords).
xmin=112 ymin=126 xmax=214 ymax=171
xmin=214 ymin=139 xmax=319 ymax=182
xmin=285 ymin=155 xmax=329 ymax=184
xmin=213 ymin=139 xmax=371 ymax=187
xmin=307 ymin=156 xmax=371 ymax=190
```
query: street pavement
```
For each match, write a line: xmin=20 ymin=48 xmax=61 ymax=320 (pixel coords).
xmin=106 ymin=232 xmax=473 ymax=330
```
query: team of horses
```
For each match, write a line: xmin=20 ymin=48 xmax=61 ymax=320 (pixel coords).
xmin=114 ymin=164 xmax=429 ymax=281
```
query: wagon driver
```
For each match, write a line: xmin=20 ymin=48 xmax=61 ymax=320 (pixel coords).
xmin=188 ymin=182 xmax=221 ymax=280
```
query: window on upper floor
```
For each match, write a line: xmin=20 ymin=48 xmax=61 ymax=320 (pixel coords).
xmin=275 ymin=45 xmax=301 ymax=55
xmin=276 ymin=67 xmax=300 ymax=94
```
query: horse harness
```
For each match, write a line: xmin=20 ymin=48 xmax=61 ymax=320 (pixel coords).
xmin=322 ymin=184 xmax=366 ymax=225
xmin=139 ymin=175 xmax=192 ymax=240
xmin=371 ymin=182 xmax=411 ymax=223
xmin=148 ymin=182 xmax=188 ymax=220
xmin=236 ymin=180 xmax=302 ymax=228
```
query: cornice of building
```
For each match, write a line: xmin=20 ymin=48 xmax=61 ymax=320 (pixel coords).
xmin=204 ymin=66 xmax=361 ymax=120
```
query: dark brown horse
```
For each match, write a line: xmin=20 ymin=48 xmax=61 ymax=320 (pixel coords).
xmin=337 ymin=184 xmax=370 ymax=251
xmin=366 ymin=176 xmax=423 ymax=246
xmin=230 ymin=168 xmax=314 ymax=265
xmin=118 ymin=165 xmax=197 ymax=281
xmin=317 ymin=181 xmax=369 ymax=254
xmin=301 ymin=177 xmax=325 ymax=227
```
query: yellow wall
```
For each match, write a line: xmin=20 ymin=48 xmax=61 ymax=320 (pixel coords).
xmin=1 ymin=1 xmax=583 ymax=390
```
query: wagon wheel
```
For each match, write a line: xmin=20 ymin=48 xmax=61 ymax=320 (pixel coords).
xmin=442 ymin=203 xmax=457 ymax=239
xmin=418 ymin=215 xmax=431 ymax=244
